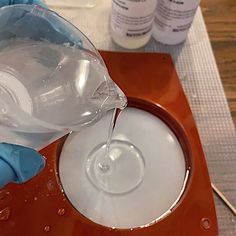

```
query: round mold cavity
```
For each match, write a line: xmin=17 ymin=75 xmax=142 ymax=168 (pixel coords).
xmin=59 ymin=107 xmax=190 ymax=229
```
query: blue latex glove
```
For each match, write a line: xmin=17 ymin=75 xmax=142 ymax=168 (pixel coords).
xmin=0 ymin=0 xmax=47 ymax=8
xmin=0 ymin=1 xmax=82 ymax=47
xmin=0 ymin=143 xmax=45 ymax=188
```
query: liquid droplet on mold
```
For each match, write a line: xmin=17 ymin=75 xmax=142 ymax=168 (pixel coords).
xmin=47 ymin=180 xmax=54 ymax=191
xmin=44 ymin=225 xmax=50 ymax=232
xmin=201 ymin=218 xmax=211 ymax=230
xmin=0 ymin=190 xmax=11 ymax=205
xmin=0 ymin=207 xmax=10 ymax=221
xmin=58 ymin=208 xmax=65 ymax=216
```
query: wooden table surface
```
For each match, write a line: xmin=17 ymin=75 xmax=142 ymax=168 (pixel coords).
xmin=201 ymin=0 xmax=236 ymax=127
xmin=200 ymin=2 xmax=236 ymax=234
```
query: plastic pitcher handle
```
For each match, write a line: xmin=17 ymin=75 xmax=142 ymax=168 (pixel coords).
xmin=0 ymin=143 xmax=45 ymax=188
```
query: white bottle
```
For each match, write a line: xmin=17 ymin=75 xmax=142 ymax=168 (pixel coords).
xmin=111 ymin=0 xmax=157 ymax=49
xmin=152 ymin=0 xmax=201 ymax=45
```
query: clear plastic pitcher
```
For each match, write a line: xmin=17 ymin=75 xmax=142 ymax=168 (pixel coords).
xmin=0 ymin=4 xmax=127 ymax=150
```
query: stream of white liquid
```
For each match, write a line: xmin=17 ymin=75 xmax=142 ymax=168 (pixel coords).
xmin=98 ymin=108 xmax=121 ymax=173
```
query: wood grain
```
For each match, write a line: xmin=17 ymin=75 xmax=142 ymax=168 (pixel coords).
xmin=201 ymin=0 xmax=236 ymax=127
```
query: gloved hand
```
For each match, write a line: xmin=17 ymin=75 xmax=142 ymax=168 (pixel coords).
xmin=0 ymin=143 xmax=45 ymax=188
xmin=0 ymin=0 xmax=47 ymax=8
xmin=0 ymin=0 xmax=46 ymax=189
xmin=0 ymin=0 xmax=81 ymax=47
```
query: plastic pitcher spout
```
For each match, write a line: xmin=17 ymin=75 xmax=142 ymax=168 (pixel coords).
xmin=107 ymin=82 xmax=127 ymax=110
xmin=91 ymin=79 xmax=127 ymax=112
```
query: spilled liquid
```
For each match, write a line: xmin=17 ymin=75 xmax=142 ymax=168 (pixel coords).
xmin=58 ymin=208 xmax=65 ymax=216
xmin=0 ymin=190 xmax=11 ymax=221
xmin=44 ymin=225 xmax=51 ymax=232
xmin=47 ymin=179 xmax=54 ymax=192
xmin=0 ymin=207 xmax=10 ymax=221
xmin=0 ymin=190 xmax=11 ymax=206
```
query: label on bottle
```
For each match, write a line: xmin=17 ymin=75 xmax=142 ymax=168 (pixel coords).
xmin=111 ymin=0 xmax=157 ymax=38
xmin=154 ymin=0 xmax=200 ymax=33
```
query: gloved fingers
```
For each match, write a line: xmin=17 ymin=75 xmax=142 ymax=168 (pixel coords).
xmin=0 ymin=143 xmax=45 ymax=188
xmin=0 ymin=159 xmax=16 ymax=188
xmin=0 ymin=5 xmax=82 ymax=47
xmin=0 ymin=0 xmax=47 ymax=8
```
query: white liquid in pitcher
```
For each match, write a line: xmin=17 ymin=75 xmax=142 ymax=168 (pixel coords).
xmin=0 ymin=39 xmax=125 ymax=149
